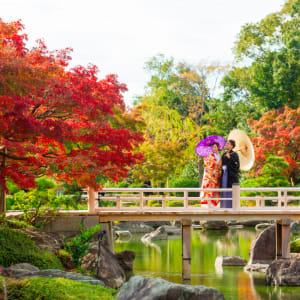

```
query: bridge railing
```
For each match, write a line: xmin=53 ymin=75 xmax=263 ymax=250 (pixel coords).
xmin=85 ymin=186 xmax=300 ymax=213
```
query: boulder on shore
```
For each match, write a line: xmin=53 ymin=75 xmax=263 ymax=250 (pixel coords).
xmin=265 ymin=258 xmax=300 ymax=286
xmin=215 ymin=255 xmax=247 ymax=267
xmin=80 ymin=241 xmax=135 ymax=289
xmin=116 ymin=275 xmax=225 ymax=300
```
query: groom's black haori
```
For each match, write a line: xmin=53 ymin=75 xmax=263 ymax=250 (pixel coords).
xmin=220 ymin=140 xmax=240 ymax=208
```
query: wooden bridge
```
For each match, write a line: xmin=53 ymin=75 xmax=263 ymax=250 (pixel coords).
xmin=77 ymin=184 xmax=300 ymax=280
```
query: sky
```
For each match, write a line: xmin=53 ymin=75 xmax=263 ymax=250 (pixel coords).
xmin=2 ymin=0 xmax=285 ymax=106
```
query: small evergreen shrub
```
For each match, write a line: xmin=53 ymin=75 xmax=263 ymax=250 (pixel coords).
xmin=64 ymin=223 xmax=102 ymax=266
xmin=0 ymin=227 xmax=63 ymax=269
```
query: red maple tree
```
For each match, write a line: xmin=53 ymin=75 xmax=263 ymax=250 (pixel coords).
xmin=0 ymin=19 xmax=144 ymax=212
xmin=248 ymin=106 xmax=300 ymax=185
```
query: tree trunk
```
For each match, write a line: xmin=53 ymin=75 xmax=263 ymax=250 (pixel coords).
xmin=0 ymin=184 xmax=5 ymax=214
xmin=198 ymin=157 xmax=204 ymax=187
xmin=0 ymin=147 xmax=6 ymax=214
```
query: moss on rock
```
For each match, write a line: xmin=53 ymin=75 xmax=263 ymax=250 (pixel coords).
xmin=1 ymin=276 xmax=117 ymax=300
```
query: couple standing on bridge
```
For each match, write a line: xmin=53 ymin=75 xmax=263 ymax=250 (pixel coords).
xmin=201 ymin=139 xmax=240 ymax=208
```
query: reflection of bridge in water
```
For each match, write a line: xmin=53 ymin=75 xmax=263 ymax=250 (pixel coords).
xmin=71 ymin=185 xmax=300 ymax=281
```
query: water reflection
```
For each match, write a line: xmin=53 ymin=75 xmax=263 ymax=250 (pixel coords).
xmin=115 ymin=227 xmax=300 ymax=300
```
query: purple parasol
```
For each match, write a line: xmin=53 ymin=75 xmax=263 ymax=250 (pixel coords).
xmin=195 ymin=135 xmax=226 ymax=157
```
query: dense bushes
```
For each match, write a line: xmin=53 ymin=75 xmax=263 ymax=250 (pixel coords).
xmin=0 ymin=277 xmax=117 ymax=300
xmin=0 ymin=227 xmax=63 ymax=269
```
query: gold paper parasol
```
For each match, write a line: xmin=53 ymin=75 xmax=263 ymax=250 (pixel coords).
xmin=228 ymin=129 xmax=255 ymax=171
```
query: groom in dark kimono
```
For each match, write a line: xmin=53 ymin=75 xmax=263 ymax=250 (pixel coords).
xmin=220 ymin=139 xmax=240 ymax=208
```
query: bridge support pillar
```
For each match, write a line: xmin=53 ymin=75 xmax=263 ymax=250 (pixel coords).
xmin=276 ymin=219 xmax=291 ymax=260
xmin=182 ymin=219 xmax=191 ymax=281
xmin=88 ymin=186 xmax=96 ymax=213
xmin=100 ymin=221 xmax=115 ymax=254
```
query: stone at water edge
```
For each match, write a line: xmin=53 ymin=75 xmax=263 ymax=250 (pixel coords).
xmin=215 ymin=255 xmax=247 ymax=267
xmin=116 ymin=275 xmax=225 ymax=300
xmin=265 ymin=258 xmax=300 ymax=286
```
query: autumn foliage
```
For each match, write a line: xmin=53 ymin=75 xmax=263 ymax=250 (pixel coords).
xmin=248 ymin=106 xmax=300 ymax=185
xmin=0 ymin=19 xmax=143 ymax=193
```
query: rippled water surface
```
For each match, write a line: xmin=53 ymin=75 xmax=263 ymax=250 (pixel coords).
xmin=115 ymin=227 xmax=300 ymax=300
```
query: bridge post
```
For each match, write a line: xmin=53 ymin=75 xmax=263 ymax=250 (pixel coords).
xmin=182 ymin=219 xmax=191 ymax=281
xmin=100 ymin=221 xmax=115 ymax=254
xmin=88 ymin=187 xmax=96 ymax=213
xmin=232 ymin=183 xmax=240 ymax=211
xmin=276 ymin=219 xmax=291 ymax=260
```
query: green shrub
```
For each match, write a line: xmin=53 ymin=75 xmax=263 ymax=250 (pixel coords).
xmin=148 ymin=200 xmax=161 ymax=207
xmin=291 ymin=239 xmax=300 ymax=253
xmin=1 ymin=277 xmax=117 ymax=300
xmin=6 ymin=178 xmax=59 ymax=225
xmin=169 ymin=177 xmax=199 ymax=197
xmin=166 ymin=200 xmax=184 ymax=207
xmin=0 ymin=226 xmax=63 ymax=269
xmin=64 ymin=223 xmax=102 ymax=266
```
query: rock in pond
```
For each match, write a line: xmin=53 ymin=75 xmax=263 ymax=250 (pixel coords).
xmin=248 ymin=225 xmax=276 ymax=265
xmin=203 ymin=221 xmax=229 ymax=230
xmin=244 ymin=263 xmax=269 ymax=272
xmin=117 ymin=222 xmax=153 ymax=234
xmin=115 ymin=250 xmax=136 ymax=271
xmin=160 ymin=225 xmax=181 ymax=235
xmin=141 ymin=226 xmax=168 ymax=243
xmin=265 ymin=258 xmax=300 ymax=286
xmin=116 ymin=275 xmax=225 ymax=300
xmin=255 ymin=223 xmax=272 ymax=230
xmin=115 ymin=230 xmax=132 ymax=239
xmin=0 ymin=263 xmax=104 ymax=286
xmin=215 ymin=255 xmax=247 ymax=267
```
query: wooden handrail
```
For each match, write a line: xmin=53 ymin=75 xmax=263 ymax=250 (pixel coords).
xmin=86 ymin=186 xmax=300 ymax=213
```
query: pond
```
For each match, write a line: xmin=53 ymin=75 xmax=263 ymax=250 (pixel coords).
xmin=115 ymin=227 xmax=300 ymax=300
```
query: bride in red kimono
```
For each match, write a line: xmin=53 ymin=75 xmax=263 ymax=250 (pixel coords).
xmin=201 ymin=142 xmax=222 ymax=207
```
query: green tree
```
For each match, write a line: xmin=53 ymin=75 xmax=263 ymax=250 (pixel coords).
xmin=222 ymin=0 xmax=300 ymax=112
